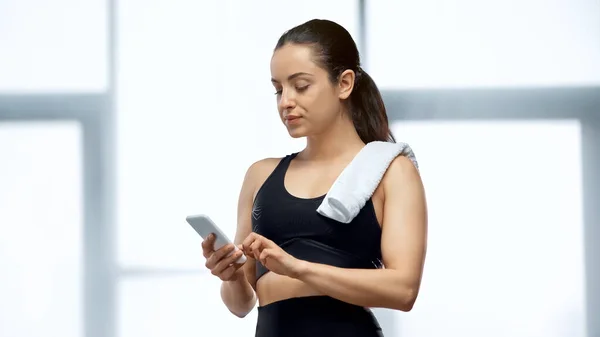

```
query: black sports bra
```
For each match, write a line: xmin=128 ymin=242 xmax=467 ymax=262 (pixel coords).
xmin=251 ymin=153 xmax=383 ymax=281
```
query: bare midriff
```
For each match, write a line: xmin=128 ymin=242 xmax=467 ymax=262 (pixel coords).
xmin=255 ymin=272 xmax=322 ymax=306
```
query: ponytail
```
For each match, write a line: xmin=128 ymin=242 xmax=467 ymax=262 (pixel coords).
xmin=350 ymin=68 xmax=396 ymax=144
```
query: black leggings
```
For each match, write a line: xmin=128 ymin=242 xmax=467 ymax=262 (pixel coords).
xmin=255 ymin=296 xmax=384 ymax=337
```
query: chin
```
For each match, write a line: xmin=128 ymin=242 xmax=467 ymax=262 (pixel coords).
xmin=287 ymin=130 xmax=306 ymax=139
xmin=286 ymin=126 xmax=308 ymax=138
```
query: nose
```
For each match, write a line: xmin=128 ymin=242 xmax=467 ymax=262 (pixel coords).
xmin=278 ymin=89 xmax=296 ymax=112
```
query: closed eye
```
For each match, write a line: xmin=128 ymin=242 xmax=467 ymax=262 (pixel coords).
xmin=274 ymin=85 xmax=309 ymax=96
xmin=296 ymin=85 xmax=309 ymax=92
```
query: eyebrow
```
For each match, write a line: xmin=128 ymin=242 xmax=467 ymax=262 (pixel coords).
xmin=271 ymin=72 xmax=313 ymax=83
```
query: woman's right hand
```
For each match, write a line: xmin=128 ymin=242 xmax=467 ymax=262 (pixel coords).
xmin=202 ymin=233 xmax=246 ymax=282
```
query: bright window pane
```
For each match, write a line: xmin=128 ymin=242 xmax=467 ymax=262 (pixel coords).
xmin=0 ymin=0 xmax=107 ymax=92
xmin=367 ymin=0 xmax=600 ymax=88
xmin=0 ymin=122 xmax=83 ymax=337
xmin=116 ymin=0 xmax=358 ymax=269
xmin=389 ymin=120 xmax=586 ymax=337
xmin=117 ymin=274 xmax=257 ymax=337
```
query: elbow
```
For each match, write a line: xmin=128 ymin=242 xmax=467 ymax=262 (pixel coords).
xmin=227 ymin=295 xmax=256 ymax=318
xmin=220 ymin=283 xmax=257 ymax=319
xmin=398 ymin=299 xmax=416 ymax=312
xmin=226 ymin=296 xmax=257 ymax=318
xmin=229 ymin=308 xmax=251 ymax=318
xmin=393 ymin=287 xmax=419 ymax=312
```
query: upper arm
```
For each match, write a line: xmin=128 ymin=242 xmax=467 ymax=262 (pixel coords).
xmin=233 ymin=158 xmax=281 ymax=288
xmin=233 ymin=161 xmax=259 ymax=246
xmin=380 ymin=156 xmax=428 ymax=291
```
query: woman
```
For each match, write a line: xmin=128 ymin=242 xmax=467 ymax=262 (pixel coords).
xmin=201 ymin=19 xmax=427 ymax=337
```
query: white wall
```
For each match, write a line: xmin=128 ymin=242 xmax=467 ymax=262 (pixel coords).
xmin=367 ymin=0 xmax=600 ymax=89
xmin=0 ymin=0 xmax=107 ymax=92
xmin=0 ymin=122 xmax=83 ymax=337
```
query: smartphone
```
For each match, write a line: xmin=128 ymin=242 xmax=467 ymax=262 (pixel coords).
xmin=186 ymin=214 xmax=246 ymax=264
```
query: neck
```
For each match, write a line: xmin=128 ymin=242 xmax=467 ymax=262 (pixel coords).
xmin=301 ymin=115 xmax=365 ymax=162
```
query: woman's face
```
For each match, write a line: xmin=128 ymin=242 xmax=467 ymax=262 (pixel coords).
xmin=270 ymin=44 xmax=343 ymax=138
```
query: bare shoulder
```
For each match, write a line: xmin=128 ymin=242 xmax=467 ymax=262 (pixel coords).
xmin=382 ymin=155 xmax=421 ymax=190
xmin=247 ymin=157 xmax=283 ymax=176
xmin=245 ymin=157 xmax=284 ymax=198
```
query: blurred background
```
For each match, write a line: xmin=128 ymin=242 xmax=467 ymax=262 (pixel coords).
xmin=1 ymin=0 xmax=599 ymax=336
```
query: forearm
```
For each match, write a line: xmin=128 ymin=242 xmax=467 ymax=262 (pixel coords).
xmin=295 ymin=262 xmax=418 ymax=311
xmin=220 ymin=272 xmax=256 ymax=318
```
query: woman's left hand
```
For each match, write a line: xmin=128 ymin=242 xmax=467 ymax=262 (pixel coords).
xmin=241 ymin=233 xmax=305 ymax=278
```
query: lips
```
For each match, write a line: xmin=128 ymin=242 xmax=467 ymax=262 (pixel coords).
xmin=285 ymin=115 xmax=300 ymax=121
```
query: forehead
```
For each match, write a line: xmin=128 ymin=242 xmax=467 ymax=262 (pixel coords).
xmin=270 ymin=44 xmax=321 ymax=79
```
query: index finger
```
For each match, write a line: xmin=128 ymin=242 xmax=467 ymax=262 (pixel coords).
xmin=241 ymin=232 xmax=259 ymax=252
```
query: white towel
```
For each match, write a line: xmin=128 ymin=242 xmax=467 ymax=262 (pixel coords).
xmin=316 ymin=141 xmax=419 ymax=223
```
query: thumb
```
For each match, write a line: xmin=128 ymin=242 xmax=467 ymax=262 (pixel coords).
xmin=238 ymin=244 xmax=248 ymax=256
xmin=259 ymin=248 xmax=273 ymax=265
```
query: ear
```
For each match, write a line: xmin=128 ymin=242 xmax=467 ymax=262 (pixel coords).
xmin=337 ymin=69 xmax=356 ymax=100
